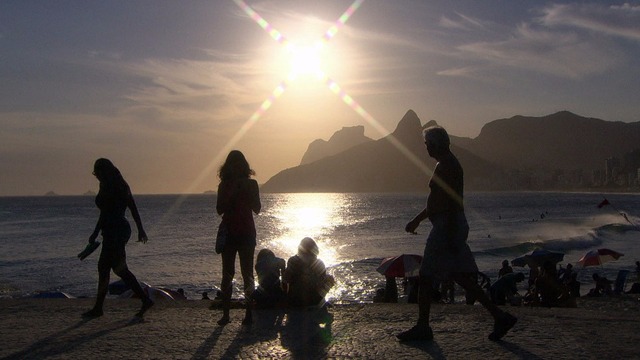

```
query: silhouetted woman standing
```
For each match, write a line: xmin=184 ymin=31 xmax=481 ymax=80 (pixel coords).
xmin=82 ymin=158 xmax=153 ymax=318
xmin=216 ymin=150 xmax=261 ymax=325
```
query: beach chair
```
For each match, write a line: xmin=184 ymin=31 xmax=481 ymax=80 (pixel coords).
xmin=613 ymin=270 xmax=630 ymax=295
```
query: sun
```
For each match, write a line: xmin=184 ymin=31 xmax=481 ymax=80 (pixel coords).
xmin=286 ymin=41 xmax=326 ymax=80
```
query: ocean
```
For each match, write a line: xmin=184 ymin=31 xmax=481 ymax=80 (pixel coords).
xmin=1 ymin=192 xmax=639 ymax=303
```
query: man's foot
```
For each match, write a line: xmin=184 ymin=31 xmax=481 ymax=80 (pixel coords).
xmin=135 ymin=299 xmax=154 ymax=318
xmin=217 ymin=315 xmax=230 ymax=326
xmin=82 ymin=308 xmax=103 ymax=318
xmin=241 ymin=308 xmax=253 ymax=325
xmin=396 ymin=324 xmax=434 ymax=342
xmin=489 ymin=312 xmax=517 ymax=341
xmin=241 ymin=315 xmax=252 ymax=326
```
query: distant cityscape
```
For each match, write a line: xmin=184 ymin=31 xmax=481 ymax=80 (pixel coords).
xmin=484 ymin=149 xmax=640 ymax=192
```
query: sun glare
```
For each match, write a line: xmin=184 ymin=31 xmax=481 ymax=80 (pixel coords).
xmin=286 ymin=41 xmax=326 ymax=80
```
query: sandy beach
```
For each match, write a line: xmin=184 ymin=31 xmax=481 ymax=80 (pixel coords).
xmin=1 ymin=296 xmax=639 ymax=359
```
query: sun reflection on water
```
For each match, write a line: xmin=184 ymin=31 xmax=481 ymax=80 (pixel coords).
xmin=264 ymin=193 xmax=348 ymax=267
xmin=259 ymin=193 xmax=385 ymax=303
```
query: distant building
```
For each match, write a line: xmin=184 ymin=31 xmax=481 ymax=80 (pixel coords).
xmin=605 ymin=157 xmax=621 ymax=185
xmin=592 ymin=169 xmax=605 ymax=187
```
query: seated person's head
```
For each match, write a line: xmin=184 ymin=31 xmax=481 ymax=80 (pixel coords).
xmin=257 ymin=248 xmax=276 ymax=263
xmin=298 ymin=237 xmax=319 ymax=257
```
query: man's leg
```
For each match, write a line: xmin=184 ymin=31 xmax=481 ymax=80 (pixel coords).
xmin=454 ymin=273 xmax=501 ymax=318
xmin=417 ymin=276 xmax=433 ymax=327
xmin=454 ymin=273 xmax=517 ymax=341
xmin=397 ymin=275 xmax=435 ymax=341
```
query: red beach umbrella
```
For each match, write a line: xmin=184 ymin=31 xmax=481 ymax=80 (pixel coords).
xmin=376 ymin=254 xmax=422 ymax=278
xmin=577 ymin=248 xmax=624 ymax=267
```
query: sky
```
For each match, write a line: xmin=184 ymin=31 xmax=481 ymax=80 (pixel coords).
xmin=1 ymin=0 xmax=640 ymax=196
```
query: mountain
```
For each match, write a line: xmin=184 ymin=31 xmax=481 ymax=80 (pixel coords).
xmin=452 ymin=111 xmax=640 ymax=171
xmin=262 ymin=110 xmax=640 ymax=193
xmin=261 ymin=110 xmax=502 ymax=193
xmin=300 ymin=125 xmax=373 ymax=165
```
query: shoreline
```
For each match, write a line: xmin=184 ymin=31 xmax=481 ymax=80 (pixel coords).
xmin=2 ymin=296 xmax=639 ymax=359
xmin=3 ymin=189 xmax=640 ymax=197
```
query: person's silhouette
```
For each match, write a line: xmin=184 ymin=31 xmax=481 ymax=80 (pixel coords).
xmin=397 ymin=126 xmax=517 ymax=342
xmin=216 ymin=150 xmax=261 ymax=326
xmin=82 ymin=158 xmax=153 ymax=319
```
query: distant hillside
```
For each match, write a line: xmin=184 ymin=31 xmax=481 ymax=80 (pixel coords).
xmin=262 ymin=110 xmax=502 ymax=193
xmin=300 ymin=125 xmax=373 ymax=165
xmin=262 ymin=110 xmax=640 ymax=193
xmin=453 ymin=111 xmax=640 ymax=171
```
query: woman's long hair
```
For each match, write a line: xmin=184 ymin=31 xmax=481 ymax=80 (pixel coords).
xmin=93 ymin=158 xmax=128 ymax=195
xmin=218 ymin=150 xmax=255 ymax=181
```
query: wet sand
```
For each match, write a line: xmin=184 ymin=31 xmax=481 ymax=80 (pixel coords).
xmin=1 ymin=296 xmax=639 ymax=359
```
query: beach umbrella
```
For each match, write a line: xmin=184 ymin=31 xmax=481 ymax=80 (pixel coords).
xmin=376 ymin=254 xmax=422 ymax=278
xmin=577 ymin=248 xmax=624 ymax=267
xmin=511 ymin=249 xmax=565 ymax=268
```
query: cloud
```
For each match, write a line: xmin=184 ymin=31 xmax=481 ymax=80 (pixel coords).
xmin=100 ymin=49 xmax=277 ymax=134
xmin=454 ymin=22 xmax=624 ymax=79
xmin=539 ymin=3 xmax=640 ymax=41
xmin=436 ymin=66 xmax=482 ymax=79
xmin=439 ymin=12 xmax=490 ymax=31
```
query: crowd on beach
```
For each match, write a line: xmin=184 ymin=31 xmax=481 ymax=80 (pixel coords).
xmin=87 ymin=125 xmax=637 ymax=344
xmin=374 ymin=259 xmax=640 ymax=311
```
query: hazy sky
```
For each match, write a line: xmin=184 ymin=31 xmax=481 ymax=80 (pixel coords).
xmin=2 ymin=1 xmax=640 ymax=195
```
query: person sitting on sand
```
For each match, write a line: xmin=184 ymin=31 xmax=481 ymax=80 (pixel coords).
xmin=490 ymin=272 xmax=525 ymax=305
xmin=465 ymin=271 xmax=491 ymax=305
xmin=283 ymin=237 xmax=335 ymax=308
xmin=384 ymin=276 xmax=399 ymax=303
xmin=588 ymin=273 xmax=612 ymax=296
xmin=404 ymin=276 xmax=420 ymax=304
xmin=567 ymin=273 xmax=581 ymax=298
xmin=498 ymin=260 xmax=513 ymax=278
xmin=251 ymin=248 xmax=286 ymax=308
xmin=559 ymin=263 xmax=574 ymax=285
xmin=536 ymin=260 xmax=574 ymax=307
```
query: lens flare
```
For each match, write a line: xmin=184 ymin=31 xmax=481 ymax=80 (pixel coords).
xmin=230 ymin=0 xmax=431 ymax=182
xmin=233 ymin=0 xmax=367 ymax=126
xmin=170 ymin=1 xmax=442 ymax=225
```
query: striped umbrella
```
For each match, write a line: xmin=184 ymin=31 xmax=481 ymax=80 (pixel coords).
xmin=577 ymin=248 xmax=624 ymax=267
xmin=376 ymin=254 xmax=422 ymax=278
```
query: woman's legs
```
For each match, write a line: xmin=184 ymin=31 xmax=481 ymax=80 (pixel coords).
xmin=112 ymin=249 xmax=154 ymax=317
xmin=238 ymin=245 xmax=256 ymax=324
xmin=219 ymin=247 xmax=237 ymax=325
xmin=83 ymin=249 xmax=112 ymax=317
xmin=93 ymin=260 xmax=111 ymax=313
